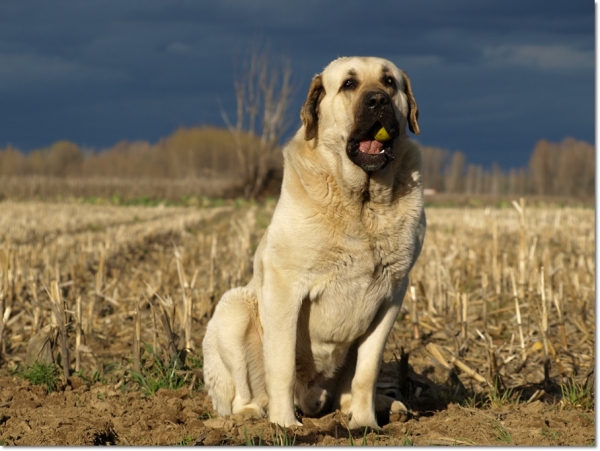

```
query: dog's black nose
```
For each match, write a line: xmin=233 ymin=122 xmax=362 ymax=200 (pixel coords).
xmin=365 ymin=91 xmax=390 ymax=110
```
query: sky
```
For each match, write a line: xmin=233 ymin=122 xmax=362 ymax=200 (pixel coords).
xmin=0 ymin=0 xmax=594 ymax=169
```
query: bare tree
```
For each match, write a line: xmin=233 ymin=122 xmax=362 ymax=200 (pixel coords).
xmin=221 ymin=45 xmax=293 ymax=198
xmin=553 ymin=137 xmax=594 ymax=198
xmin=464 ymin=164 xmax=477 ymax=195
xmin=446 ymin=151 xmax=465 ymax=193
xmin=529 ymin=139 xmax=553 ymax=196
xmin=421 ymin=146 xmax=448 ymax=192
xmin=491 ymin=163 xmax=502 ymax=196
xmin=0 ymin=145 xmax=26 ymax=176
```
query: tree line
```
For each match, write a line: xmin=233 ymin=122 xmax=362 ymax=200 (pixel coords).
xmin=0 ymin=129 xmax=594 ymax=199
xmin=421 ymin=137 xmax=594 ymax=198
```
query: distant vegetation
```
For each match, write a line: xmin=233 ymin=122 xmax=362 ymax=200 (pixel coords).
xmin=0 ymin=128 xmax=594 ymax=201
xmin=421 ymin=137 xmax=594 ymax=199
xmin=0 ymin=126 xmax=282 ymax=201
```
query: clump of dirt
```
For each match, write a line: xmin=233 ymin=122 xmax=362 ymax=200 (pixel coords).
xmin=0 ymin=373 xmax=210 ymax=445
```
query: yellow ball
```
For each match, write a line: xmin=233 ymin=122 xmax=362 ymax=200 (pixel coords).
xmin=375 ymin=127 xmax=391 ymax=142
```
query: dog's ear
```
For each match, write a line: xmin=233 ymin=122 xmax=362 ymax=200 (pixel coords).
xmin=300 ymin=74 xmax=325 ymax=141
xmin=401 ymin=71 xmax=420 ymax=135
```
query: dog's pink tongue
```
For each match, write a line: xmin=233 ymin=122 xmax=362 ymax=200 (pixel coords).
xmin=359 ymin=140 xmax=384 ymax=154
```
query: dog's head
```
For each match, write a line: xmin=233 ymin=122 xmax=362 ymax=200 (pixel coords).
xmin=300 ymin=57 xmax=419 ymax=172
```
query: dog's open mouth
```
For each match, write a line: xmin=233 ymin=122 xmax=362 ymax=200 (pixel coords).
xmin=358 ymin=121 xmax=394 ymax=154
xmin=347 ymin=121 xmax=398 ymax=172
xmin=359 ymin=139 xmax=386 ymax=155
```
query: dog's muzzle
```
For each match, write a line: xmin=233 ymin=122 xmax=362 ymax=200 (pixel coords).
xmin=346 ymin=90 xmax=401 ymax=172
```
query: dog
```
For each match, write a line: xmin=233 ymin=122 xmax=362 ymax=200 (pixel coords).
xmin=202 ymin=56 xmax=426 ymax=429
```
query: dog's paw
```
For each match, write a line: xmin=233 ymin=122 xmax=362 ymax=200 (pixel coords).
xmin=271 ymin=416 xmax=302 ymax=427
xmin=389 ymin=400 xmax=407 ymax=415
xmin=269 ymin=412 xmax=302 ymax=428
xmin=387 ymin=399 xmax=409 ymax=423
xmin=348 ymin=410 xmax=379 ymax=430
xmin=233 ymin=403 xmax=266 ymax=419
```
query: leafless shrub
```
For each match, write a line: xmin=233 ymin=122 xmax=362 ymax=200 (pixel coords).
xmin=220 ymin=44 xmax=292 ymax=198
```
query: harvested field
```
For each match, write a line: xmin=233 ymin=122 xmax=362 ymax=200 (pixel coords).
xmin=0 ymin=199 xmax=595 ymax=445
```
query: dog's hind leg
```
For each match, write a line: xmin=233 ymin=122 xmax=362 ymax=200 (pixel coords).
xmin=202 ymin=308 xmax=235 ymax=416
xmin=221 ymin=287 xmax=266 ymax=417
xmin=203 ymin=287 xmax=266 ymax=418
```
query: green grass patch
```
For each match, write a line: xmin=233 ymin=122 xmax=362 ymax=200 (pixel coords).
xmin=487 ymin=386 xmax=521 ymax=408
xmin=401 ymin=434 xmax=414 ymax=446
xmin=460 ymin=391 xmax=486 ymax=409
xmin=560 ymin=378 xmax=594 ymax=411
xmin=175 ymin=435 xmax=195 ymax=446
xmin=244 ymin=427 xmax=264 ymax=446
xmin=185 ymin=352 xmax=204 ymax=370
xmin=126 ymin=345 xmax=203 ymax=396
xmin=492 ymin=421 xmax=512 ymax=444
xmin=541 ymin=425 xmax=560 ymax=441
xmin=18 ymin=362 xmax=60 ymax=393
xmin=272 ymin=425 xmax=296 ymax=446
xmin=347 ymin=427 xmax=370 ymax=446
xmin=128 ymin=348 xmax=187 ymax=396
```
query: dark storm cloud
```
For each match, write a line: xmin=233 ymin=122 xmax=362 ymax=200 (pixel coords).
xmin=0 ymin=0 xmax=593 ymax=168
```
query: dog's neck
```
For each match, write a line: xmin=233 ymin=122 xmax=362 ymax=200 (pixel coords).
xmin=336 ymin=137 xmax=422 ymax=208
xmin=285 ymin=134 xmax=422 ymax=218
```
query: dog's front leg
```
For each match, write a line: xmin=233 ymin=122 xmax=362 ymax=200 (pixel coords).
xmin=347 ymin=279 xmax=408 ymax=429
xmin=261 ymin=266 xmax=304 ymax=427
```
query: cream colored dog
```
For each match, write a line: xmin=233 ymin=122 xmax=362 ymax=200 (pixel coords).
xmin=202 ymin=56 xmax=426 ymax=429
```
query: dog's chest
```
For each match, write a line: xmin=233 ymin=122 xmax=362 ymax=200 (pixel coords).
xmin=305 ymin=212 xmax=414 ymax=344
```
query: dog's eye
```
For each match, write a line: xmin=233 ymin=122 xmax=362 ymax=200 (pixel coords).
xmin=342 ymin=78 xmax=356 ymax=90
xmin=384 ymin=76 xmax=395 ymax=87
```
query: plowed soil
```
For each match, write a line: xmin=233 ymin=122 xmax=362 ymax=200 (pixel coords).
xmin=0 ymin=355 xmax=594 ymax=446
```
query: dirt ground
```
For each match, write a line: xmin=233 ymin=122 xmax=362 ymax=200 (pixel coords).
xmin=0 ymin=201 xmax=595 ymax=445
xmin=0 ymin=347 xmax=594 ymax=446
xmin=0 ymin=320 xmax=595 ymax=446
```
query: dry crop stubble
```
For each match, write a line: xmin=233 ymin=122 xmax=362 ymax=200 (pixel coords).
xmin=0 ymin=199 xmax=594 ymax=445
